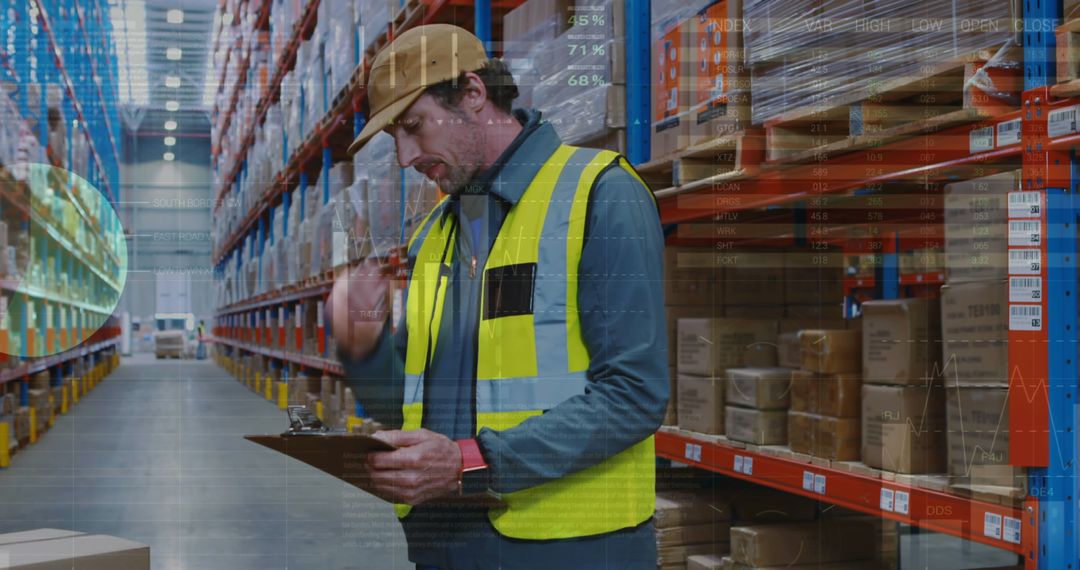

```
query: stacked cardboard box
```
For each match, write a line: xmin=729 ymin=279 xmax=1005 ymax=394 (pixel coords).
xmin=655 ymin=490 xmax=732 ymax=570
xmin=788 ymin=369 xmax=861 ymax=461
xmin=727 ymin=519 xmax=880 ymax=568
xmin=666 ymin=246 xmax=725 ymax=426
xmin=861 ymin=298 xmax=946 ymax=474
xmin=940 ymin=170 xmax=1026 ymax=497
xmin=724 ymin=367 xmax=790 ymax=445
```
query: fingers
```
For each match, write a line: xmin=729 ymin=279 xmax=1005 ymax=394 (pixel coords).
xmin=367 ymin=446 xmax=423 ymax=470
xmin=372 ymin=428 xmax=436 ymax=448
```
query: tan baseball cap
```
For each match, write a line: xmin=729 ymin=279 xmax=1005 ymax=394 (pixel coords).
xmin=348 ymin=24 xmax=489 ymax=155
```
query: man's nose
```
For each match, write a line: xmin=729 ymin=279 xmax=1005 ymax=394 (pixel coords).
xmin=395 ymin=135 xmax=421 ymax=169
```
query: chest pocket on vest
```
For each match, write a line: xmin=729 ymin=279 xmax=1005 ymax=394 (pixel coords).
xmin=484 ymin=263 xmax=537 ymax=319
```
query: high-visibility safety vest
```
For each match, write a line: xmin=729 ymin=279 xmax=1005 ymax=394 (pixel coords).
xmin=398 ymin=145 xmax=656 ymax=539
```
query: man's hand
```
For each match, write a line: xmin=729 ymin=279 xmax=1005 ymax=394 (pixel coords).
xmin=328 ymin=260 xmax=391 ymax=361
xmin=363 ymin=429 xmax=462 ymax=505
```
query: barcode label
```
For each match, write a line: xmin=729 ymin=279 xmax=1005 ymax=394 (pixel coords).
xmin=894 ymin=490 xmax=910 ymax=515
xmin=813 ymin=474 xmax=826 ymax=494
xmin=1008 ymin=191 xmax=1041 ymax=219
xmin=684 ymin=443 xmax=702 ymax=462
xmin=880 ymin=488 xmax=895 ymax=511
xmin=1048 ymin=105 xmax=1078 ymax=138
xmin=734 ymin=456 xmax=744 ymax=473
xmin=984 ymin=512 xmax=1003 ymax=539
xmin=744 ymin=457 xmax=754 ymax=475
xmin=1010 ymin=276 xmax=1042 ymax=303
xmin=1008 ymin=249 xmax=1042 ymax=275
xmin=1008 ymin=220 xmax=1041 ymax=246
xmin=1003 ymin=516 xmax=1022 ymax=544
xmin=803 ymin=471 xmax=815 ymax=492
xmin=969 ymin=126 xmax=994 ymax=153
xmin=996 ymin=119 xmax=1021 ymax=147
xmin=1010 ymin=304 xmax=1043 ymax=331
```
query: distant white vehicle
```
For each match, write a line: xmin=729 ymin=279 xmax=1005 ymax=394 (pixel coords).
xmin=153 ymin=313 xmax=192 ymax=359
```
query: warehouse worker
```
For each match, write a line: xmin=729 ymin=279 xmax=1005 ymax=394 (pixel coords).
xmin=331 ymin=24 xmax=668 ymax=570
xmin=196 ymin=320 xmax=206 ymax=360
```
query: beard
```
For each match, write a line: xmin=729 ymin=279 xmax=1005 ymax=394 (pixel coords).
xmin=434 ymin=114 xmax=485 ymax=195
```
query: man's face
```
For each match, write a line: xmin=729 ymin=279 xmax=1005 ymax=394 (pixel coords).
xmin=388 ymin=94 xmax=484 ymax=195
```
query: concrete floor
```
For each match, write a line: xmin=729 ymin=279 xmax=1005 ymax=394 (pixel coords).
xmin=0 ymin=353 xmax=1025 ymax=570
xmin=0 ymin=353 xmax=412 ymax=570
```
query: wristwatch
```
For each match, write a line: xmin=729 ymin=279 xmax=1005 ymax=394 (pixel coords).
xmin=456 ymin=438 xmax=490 ymax=496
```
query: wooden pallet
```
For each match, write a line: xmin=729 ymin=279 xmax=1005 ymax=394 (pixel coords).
xmin=637 ymin=129 xmax=764 ymax=198
xmin=1054 ymin=17 xmax=1080 ymax=97
xmin=363 ymin=24 xmax=392 ymax=61
xmin=763 ymin=52 xmax=1022 ymax=164
xmin=394 ymin=0 xmax=425 ymax=32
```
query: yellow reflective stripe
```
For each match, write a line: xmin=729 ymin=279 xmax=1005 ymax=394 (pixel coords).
xmin=566 ymin=150 xmax=620 ymax=372
xmin=476 ymin=409 xmax=544 ymax=433
xmin=404 ymin=229 xmax=454 ymax=376
xmin=407 ymin=195 xmax=450 ymax=255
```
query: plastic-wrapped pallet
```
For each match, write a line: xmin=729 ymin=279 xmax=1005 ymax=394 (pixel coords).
xmin=356 ymin=0 xmax=395 ymax=54
xmin=323 ymin=0 xmax=357 ymax=98
xmin=355 ymin=132 xmax=402 ymax=256
xmin=743 ymin=0 xmax=1021 ymax=124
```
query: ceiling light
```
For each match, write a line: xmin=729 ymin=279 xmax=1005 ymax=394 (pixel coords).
xmin=165 ymin=100 xmax=179 ymax=112
xmin=163 ymin=152 xmax=175 ymax=162
xmin=164 ymin=136 xmax=176 ymax=146
xmin=164 ymin=120 xmax=177 ymax=131
xmin=166 ymin=47 xmax=182 ymax=60
xmin=166 ymin=9 xmax=184 ymax=24
xmin=165 ymin=75 xmax=181 ymax=88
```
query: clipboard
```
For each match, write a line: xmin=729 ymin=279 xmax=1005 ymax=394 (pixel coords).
xmin=245 ymin=406 xmax=505 ymax=509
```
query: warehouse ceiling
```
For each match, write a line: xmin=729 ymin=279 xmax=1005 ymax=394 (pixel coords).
xmin=111 ymin=0 xmax=217 ymax=134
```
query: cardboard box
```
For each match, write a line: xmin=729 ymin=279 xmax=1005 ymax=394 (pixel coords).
xmin=688 ymin=554 xmax=724 ymax=570
xmin=725 ymin=406 xmax=786 ymax=445
xmin=502 ymin=0 xmax=571 ymax=44
xmin=946 ymin=387 xmax=1025 ymax=489
xmin=943 ymin=171 xmax=1018 ymax=283
xmin=717 ymin=557 xmax=882 ymax=570
xmin=656 ymin=521 xmax=732 ymax=548
xmin=729 ymin=520 xmax=878 ymax=567
xmin=861 ymin=298 xmax=942 ymax=385
xmin=665 ymin=247 xmax=723 ymax=306
xmin=787 ymin=410 xmax=816 ymax=455
xmin=862 ymin=383 xmax=946 ymax=474
xmin=677 ymin=319 xmax=777 ymax=377
xmin=940 ymin=280 xmax=1008 ymax=387
xmin=798 ymin=329 xmax=860 ymax=374
xmin=655 ymin=491 xmax=732 ymax=529
xmin=726 ymin=368 xmax=791 ymax=410
xmin=783 ymin=251 xmax=845 ymax=305
xmin=668 ymin=305 xmax=720 ymax=367
xmin=652 ymin=19 xmax=692 ymax=159
xmin=678 ymin=374 xmax=725 ymax=434
xmin=791 ymin=371 xmax=861 ymax=417
xmin=0 ymin=528 xmax=149 ymax=569
xmin=721 ymin=252 xmax=785 ymax=306
xmin=777 ymin=332 xmax=801 ymax=369
xmin=658 ymin=543 xmax=728 ymax=567
xmin=788 ymin=412 xmax=860 ymax=461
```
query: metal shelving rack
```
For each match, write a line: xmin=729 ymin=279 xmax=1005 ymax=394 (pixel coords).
xmin=210 ymin=0 xmax=522 ymax=400
xmin=0 ymin=0 xmax=124 ymax=456
xmin=621 ymin=0 xmax=1080 ymax=567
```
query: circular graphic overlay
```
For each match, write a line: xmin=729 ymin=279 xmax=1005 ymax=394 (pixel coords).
xmin=0 ymin=163 xmax=128 ymax=358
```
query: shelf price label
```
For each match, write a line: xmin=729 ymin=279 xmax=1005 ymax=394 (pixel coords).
xmin=1008 ymin=192 xmax=1041 ymax=219
xmin=1008 ymin=249 xmax=1041 ymax=275
xmin=813 ymin=474 xmax=826 ymax=495
xmin=733 ymin=455 xmax=753 ymax=475
xmin=1008 ymin=221 xmax=1041 ymax=247
xmin=969 ymin=126 xmax=994 ymax=153
xmin=984 ymin=512 xmax=1003 ymax=540
xmin=1009 ymin=304 xmax=1043 ymax=331
xmin=1048 ymin=105 xmax=1078 ymax=138
xmin=803 ymin=471 xmax=815 ymax=492
xmin=684 ymin=442 xmax=702 ymax=463
xmin=996 ymin=119 xmax=1021 ymax=147
xmin=734 ymin=456 xmax=744 ymax=473
xmin=1009 ymin=277 xmax=1042 ymax=303
xmin=1003 ymin=516 xmax=1022 ymax=544
xmin=894 ymin=490 xmax=910 ymax=515
xmin=880 ymin=488 xmax=895 ymax=511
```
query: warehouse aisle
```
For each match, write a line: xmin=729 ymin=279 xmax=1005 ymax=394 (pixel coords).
xmin=0 ymin=354 xmax=411 ymax=570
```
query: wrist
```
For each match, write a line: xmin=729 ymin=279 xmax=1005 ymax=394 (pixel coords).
xmin=456 ymin=438 xmax=489 ymax=495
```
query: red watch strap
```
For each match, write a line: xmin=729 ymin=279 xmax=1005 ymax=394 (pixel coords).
xmin=457 ymin=438 xmax=488 ymax=472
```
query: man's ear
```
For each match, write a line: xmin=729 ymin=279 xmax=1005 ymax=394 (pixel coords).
xmin=461 ymin=72 xmax=488 ymax=114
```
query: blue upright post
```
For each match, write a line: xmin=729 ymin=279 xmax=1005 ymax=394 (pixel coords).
xmin=475 ymin=0 xmax=492 ymax=56
xmin=625 ymin=0 xmax=651 ymax=164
